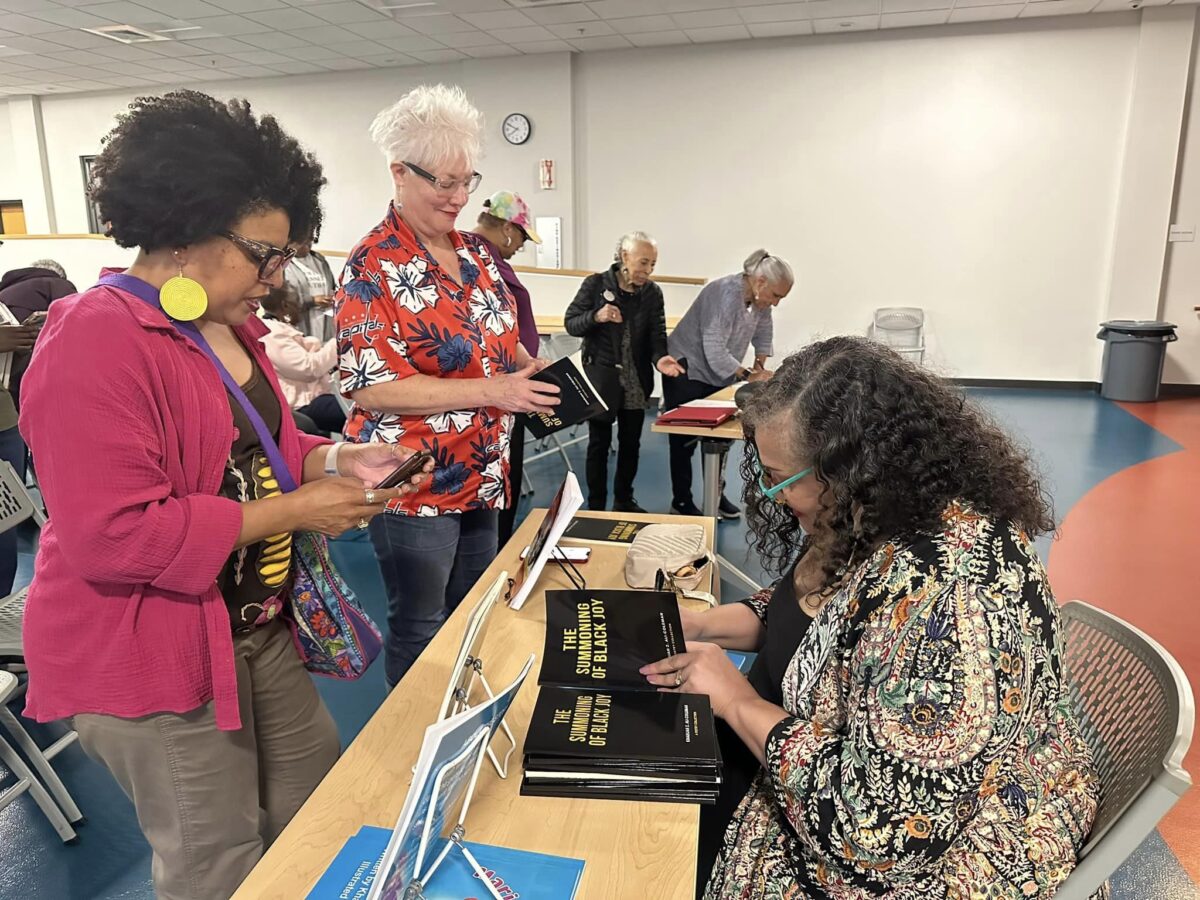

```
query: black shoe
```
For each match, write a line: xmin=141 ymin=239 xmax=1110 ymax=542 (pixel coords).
xmin=671 ymin=498 xmax=704 ymax=517
xmin=613 ymin=498 xmax=647 ymax=513
xmin=718 ymin=495 xmax=741 ymax=520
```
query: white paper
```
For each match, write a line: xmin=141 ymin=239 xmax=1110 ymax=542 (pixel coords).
xmin=508 ymin=471 xmax=584 ymax=611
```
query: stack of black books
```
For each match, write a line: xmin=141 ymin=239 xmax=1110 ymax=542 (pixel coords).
xmin=521 ymin=589 xmax=722 ymax=804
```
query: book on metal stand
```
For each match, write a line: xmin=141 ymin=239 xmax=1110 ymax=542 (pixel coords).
xmin=433 ymin=571 xmax=518 ymax=778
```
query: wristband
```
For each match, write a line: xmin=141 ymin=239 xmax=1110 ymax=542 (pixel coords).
xmin=324 ymin=441 xmax=346 ymax=477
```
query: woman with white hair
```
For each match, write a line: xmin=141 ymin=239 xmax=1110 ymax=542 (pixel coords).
xmin=564 ymin=232 xmax=683 ymax=512
xmin=663 ymin=249 xmax=794 ymax=518
xmin=336 ymin=84 xmax=559 ymax=687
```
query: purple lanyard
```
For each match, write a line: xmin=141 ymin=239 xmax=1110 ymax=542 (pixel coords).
xmin=98 ymin=273 xmax=299 ymax=493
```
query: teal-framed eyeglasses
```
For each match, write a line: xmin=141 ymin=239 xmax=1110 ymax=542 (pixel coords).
xmin=752 ymin=444 xmax=813 ymax=501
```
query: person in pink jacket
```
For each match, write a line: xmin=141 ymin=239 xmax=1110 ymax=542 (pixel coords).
xmin=258 ymin=285 xmax=345 ymax=435
xmin=18 ymin=91 xmax=428 ymax=899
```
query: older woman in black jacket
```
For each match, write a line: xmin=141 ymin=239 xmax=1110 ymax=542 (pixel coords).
xmin=564 ymin=231 xmax=683 ymax=511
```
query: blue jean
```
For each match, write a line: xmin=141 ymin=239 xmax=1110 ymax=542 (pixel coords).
xmin=368 ymin=509 xmax=499 ymax=688
xmin=0 ymin=426 xmax=27 ymax=595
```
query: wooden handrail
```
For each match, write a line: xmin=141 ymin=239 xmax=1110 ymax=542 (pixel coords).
xmin=4 ymin=234 xmax=707 ymax=285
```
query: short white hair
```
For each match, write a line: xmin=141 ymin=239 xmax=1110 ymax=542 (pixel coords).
xmin=614 ymin=231 xmax=656 ymax=263
xmin=370 ymin=83 xmax=484 ymax=170
xmin=742 ymin=249 xmax=793 ymax=288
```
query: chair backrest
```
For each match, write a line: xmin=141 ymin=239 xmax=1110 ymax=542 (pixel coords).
xmin=541 ymin=332 xmax=582 ymax=362
xmin=1060 ymin=600 xmax=1194 ymax=855
xmin=0 ymin=461 xmax=42 ymax=536
xmin=329 ymin=372 xmax=354 ymax=417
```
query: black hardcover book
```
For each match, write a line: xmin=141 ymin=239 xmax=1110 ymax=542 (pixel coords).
xmin=521 ymin=356 xmax=608 ymax=439
xmin=520 ymin=781 xmax=719 ymax=805
xmin=523 ymin=687 xmax=720 ymax=768
xmin=540 ymin=590 xmax=684 ymax=690
xmin=561 ymin=517 xmax=648 ymax=545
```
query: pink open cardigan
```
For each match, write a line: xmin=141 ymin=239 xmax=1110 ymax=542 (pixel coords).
xmin=18 ymin=282 xmax=329 ymax=731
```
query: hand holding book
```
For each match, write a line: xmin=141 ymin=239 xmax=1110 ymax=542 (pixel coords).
xmin=639 ymin=640 xmax=761 ymax=720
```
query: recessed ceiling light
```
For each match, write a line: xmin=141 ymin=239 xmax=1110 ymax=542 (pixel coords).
xmin=157 ymin=25 xmax=202 ymax=33
xmin=82 ymin=24 xmax=169 ymax=44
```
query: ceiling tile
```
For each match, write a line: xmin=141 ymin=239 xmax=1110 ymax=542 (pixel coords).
xmin=173 ymin=13 xmax=274 ymax=33
xmin=610 ymin=15 xmax=678 ymax=32
xmin=569 ymin=34 xmax=633 ymax=49
xmin=280 ymin=41 xmax=345 ymax=59
xmin=1090 ymin=0 xmax=1156 ymax=8
xmin=342 ymin=19 xmax=421 ymax=38
xmin=225 ymin=63 xmax=286 ymax=76
xmin=0 ymin=0 xmax=58 ymax=12
xmin=811 ymin=13 xmax=880 ymax=29
xmin=684 ymin=23 xmax=752 ymax=40
xmin=204 ymin=0 xmax=289 ymax=11
xmin=302 ymin=1 xmax=391 ymax=23
xmin=808 ymin=0 xmax=881 ymax=17
xmin=435 ymin=28 xmax=500 ymax=47
xmin=581 ymin=0 xmax=653 ymax=15
xmin=0 ymin=13 xmax=76 ymax=34
xmin=547 ymin=20 xmax=616 ymax=37
xmin=75 ymin=2 xmax=165 ymax=25
xmin=407 ymin=47 xmax=467 ymax=61
xmin=24 ymin=8 xmax=117 ymax=29
xmin=462 ymin=9 xmax=535 ymax=29
xmin=141 ymin=55 xmax=209 ymax=70
xmin=242 ymin=6 xmax=327 ymax=27
xmin=45 ymin=48 xmax=114 ymax=65
xmin=313 ymin=55 xmax=376 ymax=69
xmin=739 ymin=3 xmax=812 ymax=21
xmin=747 ymin=19 xmax=815 ymax=34
xmin=522 ymin=4 xmax=598 ymax=24
xmin=664 ymin=0 xmax=732 ymax=10
xmin=167 ymin=38 xmax=232 ymax=54
xmin=1020 ymin=0 xmax=1097 ymax=15
xmin=625 ymin=29 xmax=692 ymax=44
xmin=433 ymin=0 xmax=514 ymax=10
xmin=459 ymin=44 xmax=521 ymax=57
xmin=0 ymin=35 xmax=78 ymax=53
xmin=946 ymin=3 xmax=1023 ymax=19
xmin=27 ymin=29 xmax=115 ymax=49
xmin=95 ymin=59 xmax=160 ymax=73
xmin=378 ymin=34 xmax=446 ymax=51
xmin=356 ymin=49 xmax=421 ymax=65
xmin=8 ymin=54 xmax=71 ymax=70
xmin=405 ymin=14 xmax=483 ymax=34
xmin=673 ymin=8 xmax=743 ymax=26
xmin=146 ymin=0 xmax=229 ymax=18
xmin=226 ymin=48 xmax=295 ymax=63
xmin=285 ymin=23 xmax=361 ymax=41
xmin=102 ymin=73 xmax=159 ymax=85
xmin=268 ymin=58 xmax=336 ymax=72
xmin=321 ymin=38 xmax=393 ymax=56
xmin=509 ymin=39 xmax=576 ymax=52
xmin=233 ymin=30 xmax=311 ymax=48
xmin=880 ymin=8 xmax=948 ymax=24
xmin=56 ymin=78 xmax=119 ymax=89
xmin=186 ymin=35 xmax=260 ymax=52
xmin=882 ymin=0 xmax=950 ymax=11
xmin=488 ymin=25 xmax=557 ymax=41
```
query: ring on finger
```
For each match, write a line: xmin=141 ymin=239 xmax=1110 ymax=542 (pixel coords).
xmin=357 ymin=517 xmax=369 ymax=530
xmin=364 ymin=489 xmax=376 ymax=505
xmin=674 ymin=670 xmax=684 ymax=687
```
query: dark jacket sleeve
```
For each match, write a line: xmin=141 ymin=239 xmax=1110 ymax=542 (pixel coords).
xmin=648 ymin=284 xmax=668 ymax=365
xmin=564 ymin=274 xmax=602 ymax=337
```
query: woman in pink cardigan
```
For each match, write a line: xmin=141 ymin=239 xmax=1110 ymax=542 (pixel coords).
xmin=19 ymin=91 xmax=427 ymax=899
xmin=258 ymin=285 xmax=345 ymax=436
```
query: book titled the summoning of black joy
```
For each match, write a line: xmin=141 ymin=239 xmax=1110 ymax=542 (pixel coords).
xmin=521 ymin=589 xmax=722 ymax=804
xmin=520 ymin=355 xmax=608 ymax=439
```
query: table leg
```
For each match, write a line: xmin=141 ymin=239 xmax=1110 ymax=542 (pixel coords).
xmin=700 ymin=439 xmax=761 ymax=595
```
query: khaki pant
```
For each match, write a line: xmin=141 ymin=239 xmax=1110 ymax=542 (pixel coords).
xmin=75 ymin=620 xmax=340 ymax=900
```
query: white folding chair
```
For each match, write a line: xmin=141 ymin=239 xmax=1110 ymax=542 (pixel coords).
xmin=1055 ymin=600 xmax=1194 ymax=899
xmin=0 ymin=671 xmax=77 ymax=843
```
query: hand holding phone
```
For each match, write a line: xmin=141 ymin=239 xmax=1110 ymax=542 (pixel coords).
xmin=374 ymin=449 xmax=434 ymax=490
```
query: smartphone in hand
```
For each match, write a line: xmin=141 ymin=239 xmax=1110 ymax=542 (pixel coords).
xmin=374 ymin=449 xmax=433 ymax=490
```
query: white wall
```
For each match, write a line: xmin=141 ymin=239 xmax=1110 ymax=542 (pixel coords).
xmin=5 ymin=12 xmax=1200 ymax=383
xmin=576 ymin=17 xmax=1140 ymax=381
xmin=1159 ymin=24 xmax=1200 ymax=385
xmin=0 ymin=108 xmax=20 ymax=203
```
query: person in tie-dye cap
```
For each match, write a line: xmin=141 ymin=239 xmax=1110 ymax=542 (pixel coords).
xmin=469 ymin=190 xmax=543 ymax=543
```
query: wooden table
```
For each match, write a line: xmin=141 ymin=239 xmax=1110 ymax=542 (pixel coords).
xmin=233 ymin=510 xmax=714 ymax=900
xmin=651 ymin=385 xmax=759 ymax=594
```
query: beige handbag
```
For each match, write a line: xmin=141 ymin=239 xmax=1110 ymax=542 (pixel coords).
xmin=624 ymin=524 xmax=717 ymax=605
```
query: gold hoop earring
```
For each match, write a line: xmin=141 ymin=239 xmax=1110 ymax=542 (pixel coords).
xmin=160 ymin=258 xmax=208 ymax=322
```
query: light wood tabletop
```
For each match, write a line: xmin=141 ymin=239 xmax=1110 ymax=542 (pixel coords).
xmin=651 ymin=384 xmax=745 ymax=441
xmin=232 ymin=509 xmax=715 ymax=900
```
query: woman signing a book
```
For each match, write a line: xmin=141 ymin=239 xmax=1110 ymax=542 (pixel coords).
xmin=19 ymin=91 xmax=427 ymax=899
xmin=641 ymin=337 xmax=1099 ymax=899
xmin=336 ymin=84 xmax=559 ymax=689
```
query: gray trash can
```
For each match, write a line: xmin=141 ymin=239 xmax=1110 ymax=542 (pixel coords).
xmin=1096 ymin=320 xmax=1177 ymax=402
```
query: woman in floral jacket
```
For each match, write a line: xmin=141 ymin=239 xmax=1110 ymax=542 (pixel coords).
xmin=643 ymin=336 xmax=1098 ymax=899
xmin=336 ymin=84 xmax=559 ymax=687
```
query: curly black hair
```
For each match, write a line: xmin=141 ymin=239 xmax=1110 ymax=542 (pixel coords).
xmin=90 ymin=91 xmax=326 ymax=251
xmin=740 ymin=336 xmax=1055 ymax=584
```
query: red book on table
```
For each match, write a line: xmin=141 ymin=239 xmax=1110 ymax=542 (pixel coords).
xmin=655 ymin=405 xmax=737 ymax=428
